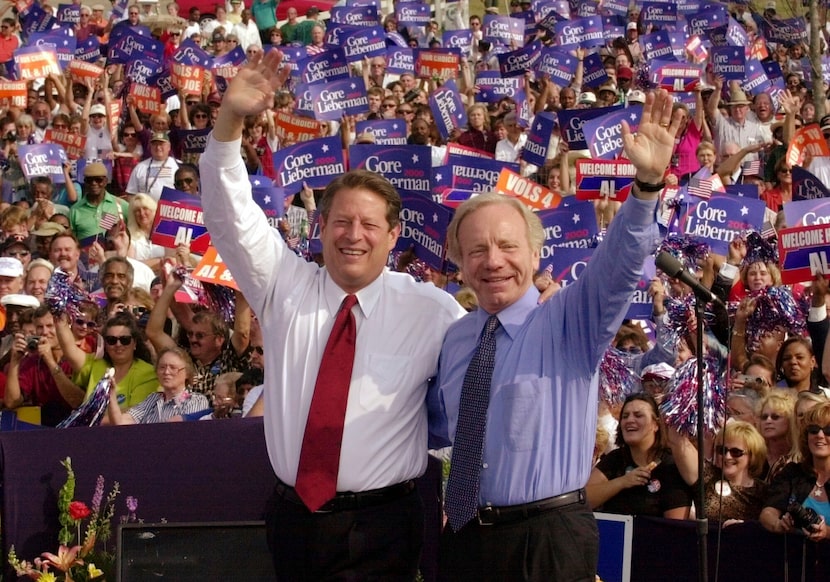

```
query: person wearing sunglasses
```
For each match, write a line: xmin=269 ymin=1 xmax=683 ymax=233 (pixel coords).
xmin=762 ymin=402 xmax=830 ymax=542
xmin=760 ymin=158 xmax=793 ymax=213
xmin=0 ymin=235 xmax=32 ymax=270
xmin=56 ymin=311 xmax=157 ymax=418
xmin=68 ymin=162 xmax=129 ymax=241
xmin=125 ymin=131 xmax=180 ymax=203
xmin=759 ymin=391 xmax=798 ymax=483
xmin=587 ymin=393 xmax=693 ymax=519
xmin=107 ymin=346 xmax=209 ymax=424
xmin=112 ymin=124 xmax=144 ymax=196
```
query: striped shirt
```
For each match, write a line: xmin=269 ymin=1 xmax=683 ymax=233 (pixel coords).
xmin=127 ymin=389 xmax=210 ymax=424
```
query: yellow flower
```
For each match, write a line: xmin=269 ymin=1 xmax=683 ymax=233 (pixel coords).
xmin=87 ymin=563 xmax=104 ymax=579
xmin=37 ymin=573 xmax=58 ymax=582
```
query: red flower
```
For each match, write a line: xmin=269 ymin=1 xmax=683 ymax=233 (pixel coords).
xmin=68 ymin=501 xmax=91 ymax=521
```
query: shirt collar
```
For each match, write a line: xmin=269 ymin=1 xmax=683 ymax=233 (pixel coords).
xmin=473 ymin=285 xmax=539 ymax=340
xmin=322 ymin=268 xmax=385 ymax=319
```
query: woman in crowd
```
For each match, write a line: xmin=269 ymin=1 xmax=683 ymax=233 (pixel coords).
xmin=112 ymin=123 xmax=144 ymax=196
xmin=796 ymin=390 xmax=830 ymax=429
xmin=454 ymin=103 xmax=497 ymax=155
xmin=760 ymin=158 xmax=793 ymax=212
xmin=667 ymin=99 xmax=707 ymax=185
xmin=57 ymin=312 xmax=157 ymax=414
xmin=761 ymin=402 xmax=830 ymax=541
xmin=776 ymin=337 xmax=821 ymax=393
xmin=759 ymin=391 xmax=798 ymax=482
xmin=696 ymin=141 xmax=717 ymax=175
xmin=106 ymin=346 xmax=209 ymax=424
xmin=586 ymin=393 xmax=692 ymax=518
xmin=127 ymin=194 xmax=166 ymax=267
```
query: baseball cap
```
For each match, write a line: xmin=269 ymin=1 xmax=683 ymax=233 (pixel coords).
xmin=0 ymin=257 xmax=23 ymax=278
xmin=30 ymin=222 xmax=66 ymax=237
xmin=578 ymin=92 xmax=597 ymax=105
xmin=627 ymin=90 xmax=646 ymax=104
xmin=84 ymin=162 xmax=108 ymax=177
xmin=90 ymin=103 xmax=107 ymax=117
xmin=150 ymin=131 xmax=170 ymax=143
xmin=627 ymin=22 xmax=638 ymax=31
xmin=617 ymin=66 xmax=633 ymax=80
xmin=0 ymin=293 xmax=39 ymax=308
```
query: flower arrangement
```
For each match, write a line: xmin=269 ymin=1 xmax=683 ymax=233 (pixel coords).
xmin=9 ymin=457 xmax=137 ymax=582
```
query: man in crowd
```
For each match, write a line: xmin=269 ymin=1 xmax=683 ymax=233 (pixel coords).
xmin=706 ymin=81 xmax=767 ymax=162
xmin=125 ymin=132 xmax=179 ymax=202
xmin=69 ymin=163 xmax=129 ymax=240
xmin=200 ymin=51 xmax=465 ymax=580
xmin=280 ymin=7 xmax=299 ymax=43
xmin=428 ymin=90 xmax=676 ymax=580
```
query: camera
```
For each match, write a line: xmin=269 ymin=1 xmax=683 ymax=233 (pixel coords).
xmin=787 ymin=502 xmax=822 ymax=531
xmin=3 ymin=132 xmax=15 ymax=142
xmin=25 ymin=336 xmax=40 ymax=351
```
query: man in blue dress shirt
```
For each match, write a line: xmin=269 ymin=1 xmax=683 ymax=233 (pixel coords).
xmin=428 ymin=89 xmax=678 ymax=581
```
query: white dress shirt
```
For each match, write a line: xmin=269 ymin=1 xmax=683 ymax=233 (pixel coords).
xmin=200 ymin=137 xmax=465 ymax=492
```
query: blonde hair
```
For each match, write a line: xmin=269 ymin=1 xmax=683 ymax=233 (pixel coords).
xmin=127 ymin=193 xmax=158 ymax=240
xmin=714 ymin=421 xmax=767 ymax=478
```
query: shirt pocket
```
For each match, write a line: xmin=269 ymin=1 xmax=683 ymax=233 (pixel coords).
xmin=500 ymin=378 xmax=549 ymax=452
xmin=358 ymin=353 xmax=433 ymax=412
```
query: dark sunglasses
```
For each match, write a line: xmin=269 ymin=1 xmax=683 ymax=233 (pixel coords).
xmin=174 ymin=177 xmax=195 ymax=188
xmin=74 ymin=317 xmax=97 ymax=329
xmin=123 ymin=132 xmax=136 ymax=137
xmin=85 ymin=176 xmax=106 ymax=184
xmin=252 ymin=345 xmax=264 ymax=355
xmin=104 ymin=335 xmax=133 ymax=346
xmin=715 ymin=445 xmax=746 ymax=458
xmin=186 ymin=101 xmax=200 ymax=107
xmin=193 ymin=113 xmax=208 ymax=119
xmin=383 ymin=103 xmax=397 ymax=108
xmin=397 ymin=109 xmax=413 ymax=115
xmin=761 ymin=413 xmax=782 ymax=421
xmin=778 ymin=168 xmax=792 ymax=174
xmin=807 ymin=424 xmax=830 ymax=436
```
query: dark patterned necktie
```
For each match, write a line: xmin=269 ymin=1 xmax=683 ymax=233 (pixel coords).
xmin=445 ymin=314 xmax=500 ymax=531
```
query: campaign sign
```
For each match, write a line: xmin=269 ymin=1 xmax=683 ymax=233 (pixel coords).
xmin=726 ymin=16 xmax=749 ymax=47
xmin=75 ymin=37 xmax=101 ymax=62
xmin=536 ymin=47 xmax=578 ymax=86
xmin=687 ymin=6 xmax=728 ymax=38
xmin=310 ymin=77 xmax=369 ymax=122
xmin=56 ymin=4 xmax=80 ymax=25
xmin=109 ymin=32 xmax=163 ymax=65
xmin=711 ymin=46 xmax=745 ymax=81
xmin=324 ymin=23 xmax=360 ymax=46
xmin=576 ymin=0 xmax=599 ymax=17
xmin=761 ymin=17 xmax=807 ymax=45
xmin=537 ymin=201 xmax=598 ymax=254
xmin=429 ymin=80 xmax=467 ymax=140
xmin=483 ymin=15 xmax=525 ymax=47
xmin=128 ymin=84 xmax=163 ymax=115
xmin=524 ymin=112 xmax=557 ymax=167
xmin=584 ymin=106 xmax=642 ymax=160
xmin=554 ymin=17 xmax=605 ymax=50
xmin=668 ymin=30 xmax=690 ymax=61
xmin=0 ymin=81 xmax=27 ymax=108
xmin=783 ymin=197 xmax=830 ymax=227
xmin=675 ymin=194 xmax=766 ymax=255
xmin=395 ymin=2 xmax=431 ymax=26
xmin=603 ymin=0 xmax=628 ymax=15
xmin=415 ymin=48 xmax=460 ymax=80
xmin=331 ymin=4 xmax=379 ymax=27
xmin=651 ymin=60 xmax=702 ymax=92
xmin=45 ymin=129 xmax=85 ymax=160
xmin=787 ymin=125 xmax=830 ymax=168
xmin=385 ymin=31 xmax=408 ymax=48
xmin=340 ymin=26 xmax=387 ymax=63
xmin=448 ymin=155 xmax=517 ymax=192
xmin=272 ymin=136 xmax=346 ymax=193
xmin=126 ymin=58 xmax=163 ymax=86
xmin=582 ymin=52 xmax=610 ymax=89
xmin=109 ymin=21 xmax=151 ymax=46
xmin=273 ymin=110 xmax=323 ymax=144
xmin=475 ymin=72 xmax=523 ymax=103
xmin=250 ymin=175 xmax=287 ymax=228
xmin=298 ymin=48 xmax=350 ymax=85
xmin=574 ymin=159 xmax=636 ymax=200
xmin=150 ymin=187 xmax=212 ymax=254
xmin=639 ymin=31 xmax=675 ymax=62
xmin=792 ymin=166 xmax=830 ymax=203
xmin=18 ymin=143 xmax=66 ymax=183
xmin=639 ymin=2 xmax=677 ymax=27
xmin=396 ymin=194 xmax=454 ymax=272
xmin=495 ymin=168 xmax=562 ymax=210
xmin=559 ymin=105 xmax=621 ymax=151
xmin=68 ymin=60 xmax=104 ymax=84
xmin=30 ymin=27 xmax=77 ymax=71
xmin=445 ymin=143 xmax=494 ymax=160
xmin=349 ymin=144 xmax=432 ymax=198
xmin=154 ymin=67 xmax=178 ymax=101
xmin=536 ymin=10 xmax=566 ymax=37
xmin=443 ymin=30 xmax=473 ymax=56
xmin=20 ymin=2 xmax=56 ymax=39
xmin=192 ymin=247 xmax=239 ymax=291
xmin=741 ymin=58 xmax=771 ymax=97
xmin=440 ymin=188 xmax=476 ymax=208
xmin=14 ymin=46 xmax=60 ymax=80
xmin=111 ymin=0 xmax=129 ymax=20
xmin=170 ymin=62 xmax=204 ymax=96
xmin=778 ymin=224 xmax=830 ymax=284
xmin=176 ymin=128 xmax=211 ymax=154
xmin=498 ymin=39 xmax=542 ymax=78
xmin=386 ymin=47 xmax=414 ymax=74
xmin=542 ymin=246 xmax=594 ymax=286
xmin=355 ymin=119 xmax=408 ymax=145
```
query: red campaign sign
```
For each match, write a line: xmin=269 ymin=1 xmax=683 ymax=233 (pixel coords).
xmin=787 ymin=124 xmax=830 ymax=167
xmin=574 ymin=158 xmax=635 ymax=201
xmin=274 ymin=110 xmax=324 ymax=144
xmin=128 ymin=84 xmax=163 ymax=115
xmin=415 ymin=50 xmax=459 ymax=80
xmin=777 ymin=223 xmax=830 ymax=285
xmin=68 ymin=60 xmax=103 ymax=83
xmin=171 ymin=63 xmax=204 ymax=96
xmin=150 ymin=188 xmax=211 ymax=254
xmin=44 ymin=129 xmax=86 ymax=159
xmin=0 ymin=80 xmax=27 ymax=108
xmin=445 ymin=142 xmax=494 ymax=160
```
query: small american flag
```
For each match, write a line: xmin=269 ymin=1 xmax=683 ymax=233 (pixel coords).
xmin=99 ymin=212 xmax=119 ymax=231
xmin=761 ymin=221 xmax=777 ymax=240
xmin=742 ymin=160 xmax=762 ymax=177
xmin=687 ymin=178 xmax=713 ymax=199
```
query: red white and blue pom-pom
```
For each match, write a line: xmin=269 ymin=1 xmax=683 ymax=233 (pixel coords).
xmin=203 ymin=283 xmax=237 ymax=325
xmin=57 ymin=368 xmax=114 ymax=428
xmin=657 ymin=234 xmax=711 ymax=273
xmin=745 ymin=286 xmax=807 ymax=352
xmin=660 ymin=350 xmax=727 ymax=436
xmin=743 ymin=231 xmax=778 ymax=267
xmin=599 ymin=347 xmax=640 ymax=406
xmin=45 ymin=269 xmax=92 ymax=320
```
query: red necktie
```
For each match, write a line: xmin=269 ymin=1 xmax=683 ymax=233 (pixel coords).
xmin=295 ymin=295 xmax=358 ymax=512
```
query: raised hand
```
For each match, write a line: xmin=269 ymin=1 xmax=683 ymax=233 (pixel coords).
xmin=621 ymin=89 xmax=679 ymax=183
xmin=221 ymin=50 xmax=290 ymax=119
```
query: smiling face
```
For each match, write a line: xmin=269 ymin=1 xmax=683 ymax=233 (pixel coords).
xmin=456 ymin=203 xmax=539 ymax=314
xmin=619 ymin=399 xmax=659 ymax=449
xmin=103 ymin=324 xmax=135 ymax=365
xmin=760 ymin=405 xmax=790 ymax=440
xmin=714 ymin=435 xmax=751 ymax=481
xmin=745 ymin=261 xmax=773 ymax=291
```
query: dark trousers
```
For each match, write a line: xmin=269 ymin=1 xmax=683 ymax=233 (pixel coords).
xmin=265 ymin=486 xmax=424 ymax=582
xmin=438 ymin=499 xmax=599 ymax=582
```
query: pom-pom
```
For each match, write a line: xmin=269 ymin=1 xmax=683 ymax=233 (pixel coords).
xmin=743 ymin=231 xmax=778 ymax=267
xmin=202 ymin=283 xmax=236 ymax=324
xmin=660 ymin=350 xmax=727 ymax=436
xmin=745 ymin=286 xmax=806 ymax=353
xmin=58 ymin=368 xmax=114 ymax=428
xmin=657 ymin=234 xmax=711 ymax=273
xmin=599 ymin=347 xmax=641 ymax=406
xmin=44 ymin=269 xmax=93 ymax=320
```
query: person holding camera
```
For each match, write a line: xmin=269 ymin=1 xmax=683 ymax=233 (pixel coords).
xmin=761 ymin=402 xmax=830 ymax=542
xmin=3 ymin=305 xmax=82 ymax=426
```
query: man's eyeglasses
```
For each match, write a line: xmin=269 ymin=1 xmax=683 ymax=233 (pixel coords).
xmin=397 ymin=109 xmax=413 ymax=115
xmin=5 ymin=249 xmax=29 ymax=258
xmin=807 ymin=424 xmax=830 ymax=436
xmin=52 ymin=124 xmax=67 ymax=129
xmin=252 ymin=345 xmax=264 ymax=355
xmin=84 ymin=176 xmax=106 ymax=184
xmin=186 ymin=331 xmax=215 ymax=341
xmin=383 ymin=103 xmax=397 ymax=109
xmin=74 ymin=318 xmax=98 ymax=329
xmin=123 ymin=131 xmax=136 ymax=137
xmin=760 ymin=413 xmax=782 ymax=421
xmin=158 ymin=364 xmax=185 ymax=373
xmin=104 ymin=335 xmax=133 ymax=346
xmin=171 ymin=32 xmax=181 ymax=36
xmin=175 ymin=177 xmax=195 ymax=189
xmin=186 ymin=101 xmax=200 ymax=107
xmin=778 ymin=168 xmax=792 ymax=174
xmin=715 ymin=445 xmax=746 ymax=458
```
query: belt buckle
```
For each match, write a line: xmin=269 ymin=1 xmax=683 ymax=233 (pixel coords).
xmin=477 ymin=506 xmax=495 ymax=526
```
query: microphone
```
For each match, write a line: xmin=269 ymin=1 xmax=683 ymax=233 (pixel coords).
xmin=655 ymin=252 xmax=724 ymax=307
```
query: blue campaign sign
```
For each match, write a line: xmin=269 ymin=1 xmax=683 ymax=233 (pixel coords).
xmin=675 ymin=194 xmax=766 ymax=255
xmin=75 ymin=37 xmax=100 ymax=62
xmin=536 ymin=47 xmax=578 ymax=86
xmin=639 ymin=31 xmax=675 ymax=62
xmin=538 ymin=201 xmax=598 ymax=254
xmin=386 ymin=47 xmax=414 ymax=74
xmin=18 ymin=143 xmax=66 ymax=183
xmin=524 ymin=112 xmax=557 ymax=167
xmin=396 ymin=194 xmax=455 ymax=272
xmin=272 ymin=136 xmax=346 ymax=193
xmin=175 ymin=128 xmax=211 ymax=154
xmin=474 ymin=72 xmax=523 ymax=103
xmin=711 ymin=46 xmax=745 ymax=81
xmin=298 ymin=48 xmax=351 ymax=85
xmin=582 ymin=52 xmax=610 ymax=89
xmin=324 ymin=22 xmax=360 ymax=46
xmin=429 ymin=80 xmax=466 ymax=140
xmin=249 ymin=176 xmax=286 ymax=229
xmin=594 ymin=513 xmax=633 ymax=582
xmin=536 ymin=10 xmax=566 ymax=37
xmin=559 ymin=105 xmax=621 ymax=151
xmin=349 ymin=144 xmax=432 ymax=198
xmin=667 ymin=30 xmax=688 ymax=61
xmin=355 ymin=119 xmax=408 ymax=145
xmin=385 ymin=31 xmax=408 ymax=47
xmin=793 ymin=166 xmax=830 ymax=202
xmin=725 ymin=16 xmax=749 ymax=46
xmin=576 ymin=0 xmax=599 ymax=17
xmin=126 ymin=59 xmax=163 ymax=86
xmin=395 ymin=2 xmax=431 ymax=26
xmin=109 ymin=32 xmax=163 ymax=65
xmin=331 ymin=4 xmax=379 ymax=27
xmin=150 ymin=187 xmax=211 ymax=254
xmin=20 ymin=2 xmax=56 ymax=39
xmin=543 ymin=246 xmax=594 ymax=285
xmin=584 ymin=106 xmax=642 ymax=160
xmin=483 ymin=15 xmax=525 ymax=47
xmin=170 ymin=39 xmax=213 ymax=68
xmin=30 ymin=27 xmax=76 ymax=71
xmin=687 ymin=5 xmax=728 ymax=38
xmin=443 ymin=30 xmax=472 ymax=56
xmin=602 ymin=0 xmax=628 ymax=15
xmin=742 ymin=58 xmax=771 ymax=96
xmin=626 ymin=259 xmax=656 ymax=320
xmin=639 ymin=2 xmax=677 ymax=27
xmin=651 ymin=60 xmax=702 ymax=92
xmin=784 ymin=197 xmax=830 ymax=228
xmin=310 ymin=77 xmax=369 ymax=121
xmin=554 ymin=16 xmax=605 ymax=50
xmin=447 ymin=155 xmax=517 ymax=192
xmin=340 ymin=26 xmax=387 ymax=63
xmin=56 ymin=4 xmax=80 ymax=25
xmin=498 ymin=39 xmax=542 ymax=78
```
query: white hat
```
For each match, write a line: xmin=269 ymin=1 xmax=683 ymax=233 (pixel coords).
xmin=0 ymin=257 xmax=23 ymax=278
xmin=765 ymin=1 xmax=776 ymax=9
xmin=0 ymin=293 xmax=39 ymax=308
xmin=641 ymin=363 xmax=675 ymax=381
xmin=89 ymin=103 xmax=107 ymax=117
xmin=627 ymin=22 xmax=637 ymax=31
xmin=627 ymin=89 xmax=646 ymax=104
xmin=578 ymin=92 xmax=596 ymax=104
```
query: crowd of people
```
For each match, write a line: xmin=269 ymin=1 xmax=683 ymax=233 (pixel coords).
xmin=0 ymin=0 xmax=830 ymax=578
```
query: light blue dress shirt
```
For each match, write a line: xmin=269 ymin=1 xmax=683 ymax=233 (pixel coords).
xmin=428 ymin=195 xmax=661 ymax=507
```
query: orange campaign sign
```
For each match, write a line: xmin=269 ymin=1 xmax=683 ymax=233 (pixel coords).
xmin=14 ymin=47 xmax=61 ymax=80
xmin=415 ymin=50 xmax=459 ymax=80
xmin=68 ymin=60 xmax=104 ymax=84
xmin=192 ymin=246 xmax=239 ymax=290
xmin=108 ymin=102 xmax=122 ymax=139
xmin=0 ymin=81 xmax=27 ymax=108
xmin=171 ymin=63 xmax=204 ymax=96
xmin=128 ymin=84 xmax=163 ymax=115
xmin=44 ymin=129 xmax=86 ymax=159
xmin=274 ymin=110 xmax=325 ymax=144
xmin=787 ymin=123 xmax=830 ymax=167
xmin=495 ymin=168 xmax=562 ymax=211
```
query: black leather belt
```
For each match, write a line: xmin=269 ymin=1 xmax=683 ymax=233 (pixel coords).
xmin=477 ymin=488 xmax=586 ymax=526
xmin=274 ymin=478 xmax=415 ymax=513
